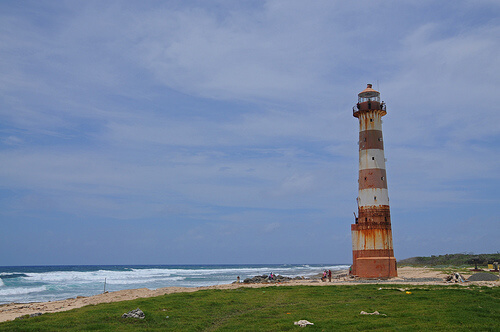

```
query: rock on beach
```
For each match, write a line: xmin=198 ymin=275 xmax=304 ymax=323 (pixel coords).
xmin=467 ymin=272 xmax=499 ymax=281
xmin=242 ymin=274 xmax=303 ymax=283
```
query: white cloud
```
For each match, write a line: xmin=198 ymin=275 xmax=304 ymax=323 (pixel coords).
xmin=0 ymin=1 xmax=499 ymax=264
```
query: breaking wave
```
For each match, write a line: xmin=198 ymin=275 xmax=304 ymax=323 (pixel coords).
xmin=0 ymin=285 xmax=47 ymax=296
xmin=0 ymin=264 xmax=349 ymax=304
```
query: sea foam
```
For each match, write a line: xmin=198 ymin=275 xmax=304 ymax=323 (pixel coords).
xmin=0 ymin=285 xmax=47 ymax=296
xmin=0 ymin=264 xmax=349 ymax=304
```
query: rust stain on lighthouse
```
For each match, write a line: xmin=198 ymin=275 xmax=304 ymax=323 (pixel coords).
xmin=351 ymin=84 xmax=397 ymax=278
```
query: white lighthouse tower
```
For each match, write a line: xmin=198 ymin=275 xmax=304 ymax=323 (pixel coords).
xmin=351 ymin=84 xmax=397 ymax=278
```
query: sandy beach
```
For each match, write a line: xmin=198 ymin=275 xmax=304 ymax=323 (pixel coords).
xmin=0 ymin=266 xmax=497 ymax=323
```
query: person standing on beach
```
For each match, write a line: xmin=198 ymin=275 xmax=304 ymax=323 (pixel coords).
xmin=328 ymin=270 xmax=332 ymax=282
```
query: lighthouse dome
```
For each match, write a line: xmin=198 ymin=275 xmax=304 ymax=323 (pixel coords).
xmin=358 ymin=84 xmax=380 ymax=102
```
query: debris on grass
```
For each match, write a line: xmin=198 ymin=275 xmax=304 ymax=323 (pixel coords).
xmin=122 ymin=308 xmax=145 ymax=319
xmin=445 ymin=273 xmax=466 ymax=283
xmin=360 ymin=311 xmax=387 ymax=316
xmin=294 ymin=319 xmax=314 ymax=327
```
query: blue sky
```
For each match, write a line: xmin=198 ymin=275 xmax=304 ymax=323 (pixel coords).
xmin=1 ymin=0 xmax=499 ymax=266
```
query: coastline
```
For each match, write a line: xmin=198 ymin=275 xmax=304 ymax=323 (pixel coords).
xmin=0 ymin=266 xmax=497 ymax=323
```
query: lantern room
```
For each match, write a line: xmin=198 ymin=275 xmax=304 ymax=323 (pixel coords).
xmin=353 ymin=84 xmax=386 ymax=117
xmin=358 ymin=83 xmax=380 ymax=102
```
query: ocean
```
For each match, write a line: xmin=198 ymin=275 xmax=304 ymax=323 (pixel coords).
xmin=0 ymin=264 xmax=349 ymax=304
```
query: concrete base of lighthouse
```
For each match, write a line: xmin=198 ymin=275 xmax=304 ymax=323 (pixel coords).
xmin=352 ymin=257 xmax=397 ymax=279
xmin=351 ymin=223 xmax=398 ymax=278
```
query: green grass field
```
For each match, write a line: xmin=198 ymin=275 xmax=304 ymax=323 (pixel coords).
xmin=1 ymin=284 xmax=499 ymax=331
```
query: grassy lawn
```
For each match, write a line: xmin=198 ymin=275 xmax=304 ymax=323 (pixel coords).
xmin=1 ymin=284 xmax=499 ymax=331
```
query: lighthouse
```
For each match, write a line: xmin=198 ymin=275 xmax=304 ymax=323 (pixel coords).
xmin=351 ymin=84 xmax=397 ymax=278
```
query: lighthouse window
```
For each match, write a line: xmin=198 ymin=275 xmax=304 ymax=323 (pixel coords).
xmin=381 ymin=176 xmax=385 ymax=180
xmin=374 ymin=196 xmax=377 ymax=200
xmin=363 ymin=138 xmax=366 ymax=142
xmin=385 ymin=217 xmax=387 ymax=221
xmin=370 ymin=118 xmax=373 ymax=122
xmin=364 ymin=177 xmax=367 ymax=181
xmin=365 ymin=217 xmax=367 ymax=221
xmin=372 ymin=157 xmax=375 ymax=160
xmin=378 ymin=138 xmax=382 ymax=141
